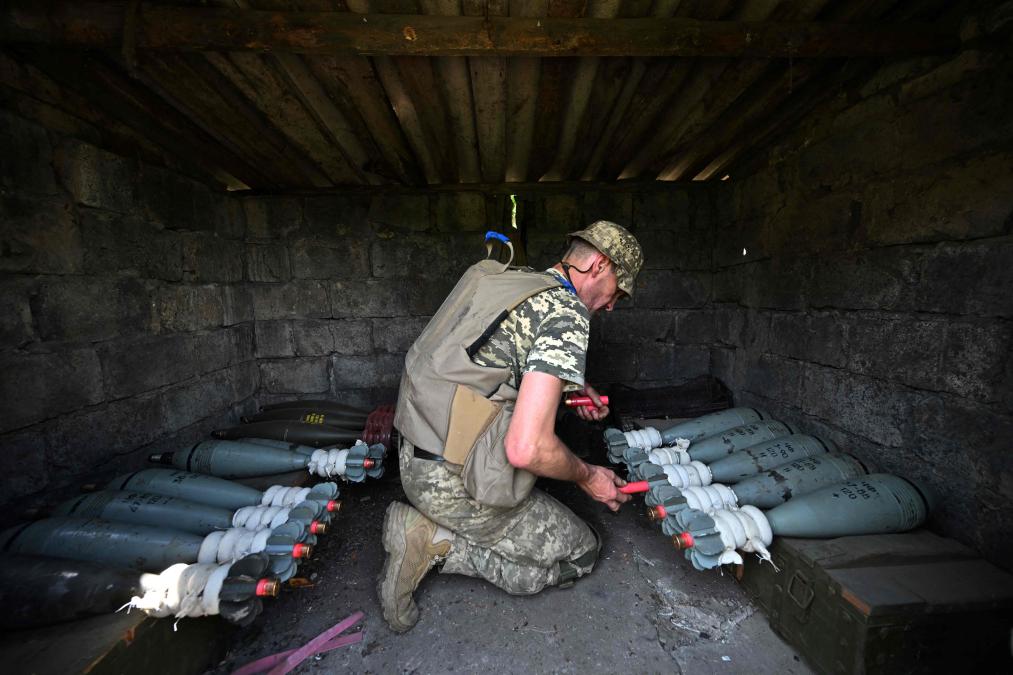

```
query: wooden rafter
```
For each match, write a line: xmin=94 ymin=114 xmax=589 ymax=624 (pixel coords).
xmin=2 ymin=2 xmax=960 ymax=57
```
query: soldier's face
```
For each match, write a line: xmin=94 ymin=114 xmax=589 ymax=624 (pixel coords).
xmin=583 ymin=262 xmax=623 ymax=314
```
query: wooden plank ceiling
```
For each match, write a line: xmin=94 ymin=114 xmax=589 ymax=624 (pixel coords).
xmin=1 ymin=0 xmax=960 ymax=191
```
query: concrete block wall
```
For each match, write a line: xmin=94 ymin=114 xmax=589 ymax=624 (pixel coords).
xmin=246 ymin=184 xmax=710 ymax=408
xmin=709 ymin=49 xmax=1013 ymax=563
xmin=0 ymin=111 xmax=257 ymax=506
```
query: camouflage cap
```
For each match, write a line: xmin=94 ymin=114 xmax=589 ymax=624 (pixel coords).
xmin=568 ymin=220 xmax=644 ymax=297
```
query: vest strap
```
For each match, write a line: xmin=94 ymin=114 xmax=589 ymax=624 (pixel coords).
xmin=484 ymin=230 xmax=514 ymax=268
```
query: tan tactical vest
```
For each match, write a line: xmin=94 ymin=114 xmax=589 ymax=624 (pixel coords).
xmin=394 ymin=258 xmax=566 ymax=507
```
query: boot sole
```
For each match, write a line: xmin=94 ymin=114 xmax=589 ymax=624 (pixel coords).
xmin=377 ymin=501 xmax=416 ymax=632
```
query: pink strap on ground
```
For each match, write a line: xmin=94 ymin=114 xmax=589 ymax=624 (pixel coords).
xmin=232 ymin=611 xmax=364 ymax=675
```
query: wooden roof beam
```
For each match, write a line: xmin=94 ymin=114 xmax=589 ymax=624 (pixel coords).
xmin=2 ymin=2 xmax=960 ymax=57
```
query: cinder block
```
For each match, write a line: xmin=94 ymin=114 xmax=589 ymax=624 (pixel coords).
xmin=635 ymin=270 xmax=711 ymax=309
xmin=436 ymin=192 xmax=488 ymax=232
xmin=290 ymin=238 xmax=369 ymax=279
xmin=80 ymin=209 xmax=183 ymax=281
xmin=0 ymin=426 xmax=53 ymax=502
xmin=251 ymin=281 xmax=330 ymax=320
xmin=289 ymin=319 xmax=332 ymax=356
xmin=47 ymin=393 xmax=164 ymax=477
xmin=289 ymin=319 xmax=372 ymax=356
xmin=806 ymin=312 xmax=848 ymax=369
xmin=0 ymin=194 xmax=83 ymax=274
xmin=99 ymin=334 xmax=197 ymax=399
xmin=765 ymin=312 xmax=810 ymax=360
xmin=255 ymin=321 xmax=294 ymax=358
xmin=222 ymin=284 xmax=255 ymax=326
xmin=583 ymin=191 xmax=632 ymax=228
xmin=712 ymin=304 xmax=747 ymax=346
xmin=331 ymin=354 xmax=404 ymax=389
xmin=866 ymin=152 xmax=1013 ymax=246
xmin=303 ymin=195 xmax=369 ymax=238
xmin=0 ymin=277 xmax=36 ymax=349
xmin=801 ymin=364 xmax=911 ymax=447
xmin=676 ymin=310 xmax=716 ymax=345
xmin=535 ymin=194 xmax=582 ymax=234
xmin=846 ymin=316 xmax=945 ymax=391
xmin=709 ymin=346 xmax=741 ymax=389
xmin=636 ymin=343 xmax=710 ymax=382
xmin=743 ymin=353 xmax=804 ymax=406
xmin=243 ymin=197 xmax=303 ymax=240
xmin=586 ymin=345 xmax=638 ymax=384
xmin=524 ymin=235 xmax=567 ymax=271
xmin=159 ymin=369 xmax=238 ymax=432
xmin=808 ymin=249 xmax=923 ymax=311
xmin=154 ymin=283 xmax=225 ymax=333
xmin=182 ymin=232 xmax=244 ymax=283
xmin=54 ymin=138 xmax=136 ymax=213
xmin=233 ymin=361 xmax=260 ymax=402
xmin=260 ymin=357 xmax=330 ymax=394
xmin=370 ymin=235 xmax=462 ymax=278
xmin=597 ymin=309 xmax=673 ymax=344
xmin=329 ymin=319 xmax=373 ymax=355
xmin=33 ymin=277 xmax=153 ymax=342
xmin=330 ymin=279 xmax=413 ymax=318
xmin=0 ymin=347 xmax=105 ymax=433
xmin=372 ymin=316 xmax=428 ymax=353
xmin=193 ymin=327 xmax=248 ymax=375
xmin=633 ymin=190 xmax=691 ymax=231
xmin=246 ymin=243 xmax=291 ymax=282
xmin=190 ymin=184 xmax=219 ymax=232
xmin=135 ymin=164 xmax=198 ymax=230
xmin=216 ymin=196 xmax=247 ymax=240
xmin=368 ymin=193 xmax=430 ymax=231
xmin=941 ymin=321 xmax=1012 ymax=402
xmin=916 ymin=238 xmax=1013 ymax=317
xmin=0 ymin=110 xmax=59 ymax=195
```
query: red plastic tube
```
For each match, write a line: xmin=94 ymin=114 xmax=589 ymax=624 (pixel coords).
xmin=325 ymin=500 xmax=341 ymax=513
xmin=309 ymin=521 xmax=328 ymax=535
xmin=671 ymin=532 xmax=695 ymax=550
xmin=256 ymin=578 xmax=281 ymax=597
xmin=564 ymin=395 xmax=610 ymax=408
xmin=619 ymin=481 xmax=649 ymax=494
xmin=647 ymin=505 xmax=667 ymax=521
xmin=292 ymin=543 xmax=313 ymax=559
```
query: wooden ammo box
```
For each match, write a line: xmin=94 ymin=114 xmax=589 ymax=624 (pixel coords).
xmin=736 ymin=530 xmax=1013 ymax=673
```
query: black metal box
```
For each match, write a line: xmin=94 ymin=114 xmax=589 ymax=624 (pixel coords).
xmin=737 ymin=531 xmax=1013 ymax=673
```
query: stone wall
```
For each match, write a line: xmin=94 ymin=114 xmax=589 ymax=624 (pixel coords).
xmin=709 ymin=49 xmax=1013 ymax=563
xmin=245 ymin=184 xmax=711 ymax=408
xmin=0 ymin=111 xmax=257 ymax=507
xmin=0 ymin=100 xmax=709 ymax=509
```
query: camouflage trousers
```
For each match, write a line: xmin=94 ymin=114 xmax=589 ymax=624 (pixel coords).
xmin=399 ymin=439 xmax=599 ymax=595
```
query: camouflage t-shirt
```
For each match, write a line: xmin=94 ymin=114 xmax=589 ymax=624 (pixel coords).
xmin=471 ymin=268 xmax=590 ymax=391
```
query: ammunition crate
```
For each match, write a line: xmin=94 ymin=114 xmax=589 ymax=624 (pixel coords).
xmin=736 ymin=530 xmax=1013 ymax=674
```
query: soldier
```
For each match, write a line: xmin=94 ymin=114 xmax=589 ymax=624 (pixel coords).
xmin=378 ymin=220 xmax=644 ymax=632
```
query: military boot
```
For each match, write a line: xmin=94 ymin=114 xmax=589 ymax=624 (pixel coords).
xmin=377 ymin=501 xmax=452 ymax=632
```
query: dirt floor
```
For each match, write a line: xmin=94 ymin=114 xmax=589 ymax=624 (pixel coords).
xmin=209 ymin=469 xmax=810 ymax=675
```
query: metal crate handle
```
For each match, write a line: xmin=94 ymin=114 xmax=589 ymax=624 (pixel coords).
xmin=787 ymin=571 xmax=815 ymax=610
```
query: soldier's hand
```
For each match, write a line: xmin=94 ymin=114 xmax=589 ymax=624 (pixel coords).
xmin=575 ymin=384 xmax=610 ymax=422
xmin=577 ymin=464 xmax=630 ymax=512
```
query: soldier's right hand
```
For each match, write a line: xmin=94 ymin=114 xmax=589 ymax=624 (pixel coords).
xmin=577 ymin=464 xmax=630 ymax=512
